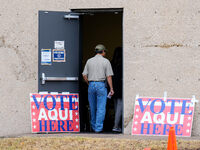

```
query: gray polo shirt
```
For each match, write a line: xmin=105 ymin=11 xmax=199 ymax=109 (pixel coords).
xmin=82 ymin=55 xmax=114 ymax=81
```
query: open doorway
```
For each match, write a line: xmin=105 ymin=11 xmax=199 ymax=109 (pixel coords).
xmin=74 ymin=9 xmax=123 ymax=133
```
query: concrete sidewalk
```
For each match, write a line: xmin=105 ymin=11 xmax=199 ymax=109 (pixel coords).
xmin=3 ymin=132 xmax=200 ymax=141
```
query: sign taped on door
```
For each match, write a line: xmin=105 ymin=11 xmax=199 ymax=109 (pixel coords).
xmin=41 ymin=49 xmax=52 ymax=65
xmin=53 ymin=49 xmax=66 ymax=62
xmin=54 ymin=41 xmax=65 ymax=49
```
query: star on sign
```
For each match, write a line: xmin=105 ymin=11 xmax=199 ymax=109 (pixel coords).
xmin=33 ymin=119 xmax=36 ymax=122
xmin=187 ymin=123 xmax=190 ymax=127
xmin=135 ymin=115 xmax=139 ymax=118
xmin=32 ymin=105 xmax=35 ymax=109
xmin=75 ymin=112 xmax=78 ymax=115
xmin=191 ymin=97 xmax=199 ymax=103
xmin=33 ymin=125 xmax=36 ymax=129
xmin=186 ymin=129 xmax=190 ymax=133
xmin=188 ymin=117 xmax=192 ymax=120
xmin=32 ymin=112 xmax=35 ymax=116
xmin=75 ymin=119 xmax=79 ymax=122
xmin=134 ymin=121 xmax=138 ymax=125
xmin=136 ymin=108 xmax=139 ymax=112
xmin=133 ymin=128 xmax=137 ymax=131
xmin=76 ymin=125 xmax=79 ymax=128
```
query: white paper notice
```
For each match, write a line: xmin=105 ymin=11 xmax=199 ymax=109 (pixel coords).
xmin=54 ymin=41 xmax=65 ymax=49
xmin=41 ymin=49 xmax=51 ymax=65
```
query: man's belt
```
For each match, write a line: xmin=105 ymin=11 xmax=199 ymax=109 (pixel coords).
xmin=89 ymin=80 xmax=105 ymax=82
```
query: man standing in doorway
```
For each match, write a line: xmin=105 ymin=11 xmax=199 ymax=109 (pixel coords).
xmin=82 ymin=44 xmax=114 ymax=133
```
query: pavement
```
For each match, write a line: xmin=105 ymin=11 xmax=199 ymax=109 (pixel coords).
xmin=2 ymin=132 xmax=200 ymax=141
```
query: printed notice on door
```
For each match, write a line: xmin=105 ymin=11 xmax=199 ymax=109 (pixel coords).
xmin=30 ymin=93 xmax=80 ymax=133
xmin=53 ymin=49 xmax=66 ymax=62
xmin=54 ymin=41 xmax=65 ymax=49
xmin=41 ymin=49 xmax=51 ymax=65
xmin=132 ymin=96 xmax=195 ymax=137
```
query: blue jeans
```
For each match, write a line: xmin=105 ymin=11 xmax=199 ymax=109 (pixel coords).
xmin=88 ymin=81 xmax=107 ymax=132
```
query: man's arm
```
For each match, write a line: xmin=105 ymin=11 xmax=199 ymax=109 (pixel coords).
xmin=83 ymin=74 xmax=89 ymax=85
xmin=107 ymin=76 xmax=114 ymax=96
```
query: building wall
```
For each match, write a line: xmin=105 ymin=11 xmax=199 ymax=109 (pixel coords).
xmin=0 ymin=0 xmax=70 ymax=136
xmin=1 ymin=0 xmax=200 ymax=136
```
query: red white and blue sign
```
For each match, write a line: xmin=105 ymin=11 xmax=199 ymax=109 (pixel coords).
xmin=132 ymin=96 xmax=195 ymax=137
xmin=30 ymin=93 xmax=79 ymax=133
xmin=53 ymin=49 xmax=65 ymax=62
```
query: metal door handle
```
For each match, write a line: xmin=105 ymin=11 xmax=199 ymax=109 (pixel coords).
xmin=42 ymin=73 xmax=78 ymax=84
xmin=64 ymin=14 xmax=79 ymax=19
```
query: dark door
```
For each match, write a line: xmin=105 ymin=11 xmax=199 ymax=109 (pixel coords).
xmin=38 ymin=11 xmax=80 ymax=93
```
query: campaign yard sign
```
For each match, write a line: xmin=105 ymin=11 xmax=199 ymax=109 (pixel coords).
xmin=132 ymin=97 xmax=195 ymax=137
xmin=30 ymin=93 xmax=80 ymax=133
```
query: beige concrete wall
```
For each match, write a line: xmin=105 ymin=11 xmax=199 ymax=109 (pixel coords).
xmin=0 ymin=0 xmax=71 ymax=136
xmin=1 ymin=0 xmax=200 ymax=136
xmin=122 ymin=0 xmax=200 ymax=135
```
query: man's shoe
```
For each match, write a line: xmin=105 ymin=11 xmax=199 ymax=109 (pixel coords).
xmin=112 ymin=128 xmax=122 ymax=133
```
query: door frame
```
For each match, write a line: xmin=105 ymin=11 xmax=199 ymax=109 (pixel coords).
xmin=71 ymin=8 xmax=123 ymax=13
xmin=72 ymin=8 xmax=124 ymax=133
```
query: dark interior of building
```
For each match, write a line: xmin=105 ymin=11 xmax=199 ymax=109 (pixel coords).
xmin=78 ymin=11 xmax=123 ymax=132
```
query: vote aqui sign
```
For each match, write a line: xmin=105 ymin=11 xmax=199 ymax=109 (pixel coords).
xmin=30 ymin=93 xmax=80 ymax=133
xmin=132 ymin=96 xmax=196 ymax=136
